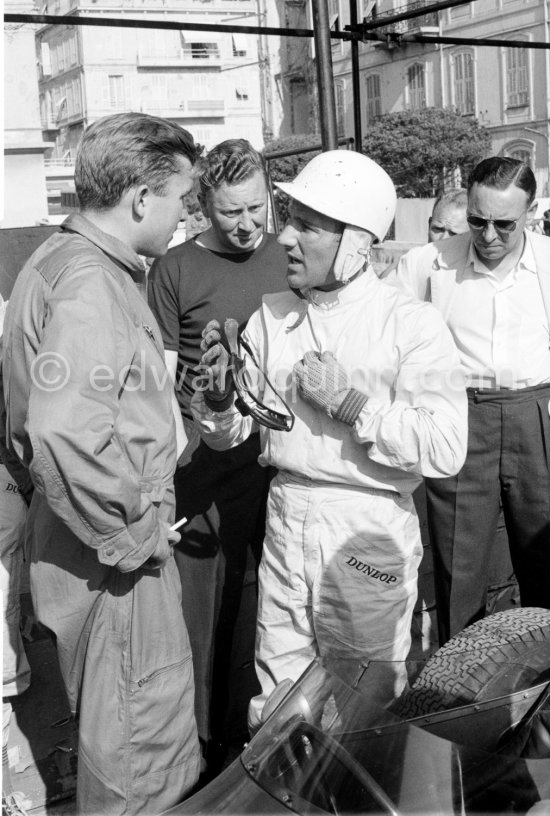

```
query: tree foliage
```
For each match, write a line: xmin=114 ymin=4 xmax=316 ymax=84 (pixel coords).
xmin=362 ymin=108 xmax=491 ymax=197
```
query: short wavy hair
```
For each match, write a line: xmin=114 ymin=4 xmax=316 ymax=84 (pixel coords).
xmin=75 ymin=112 xmax=200 ymax=211
xmin=199 ymin=139 xmax=267 ymax=199
xmin=468 ymin=156 xmax=536 ymax=205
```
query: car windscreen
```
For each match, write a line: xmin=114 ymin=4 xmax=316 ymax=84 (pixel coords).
xmin=241 ymin=655 xmax=550 ymax=815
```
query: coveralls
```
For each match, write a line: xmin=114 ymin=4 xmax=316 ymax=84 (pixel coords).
xmin=191 ymin=268 xmax=468 ymax=731
xmin=2 ymin=215 xmax=200 ymax=814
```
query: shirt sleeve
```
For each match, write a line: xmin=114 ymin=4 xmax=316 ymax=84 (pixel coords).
xmin=27 ymin=265 xmax=167 ymax=572
xmin=148 ymin=255 xmax=181 ymax=352
xmin=190 ymin=391 xmax=255 ymax=450
xmin=387 ymin=245 xmax=432 ymax=300
xmin=353 ymin=302 xmax=468 ymax=478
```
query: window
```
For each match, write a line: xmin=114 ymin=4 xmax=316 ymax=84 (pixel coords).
xmin=41 ymin=41 xmax=52 ymax=76
xmin=290 ymin=80 xmax=307 ymax=134
xmin=189 ymin=74 xmax=219 ymax=99
xmin=46 ymin=90 xmax=54 ymax=121
xmin=453 ymin=51 xmax=475 ymax=115
xmin=151 ymin=74 xmax=169 ymax=98
xmin=335 ymin=79 xmax=345 ymax=137
xmin=190 ymin=42 xmax=220 ymax=60
xmin=57 ymin=41 xmax=65 ymax=72
xmin=511 ymin=148 xmax=532 ymax=165
xmin=106 ymin=27 xmax=124 ymax=59
xmin=142 ymin=30 xmax=179 ymax=58
xmin=236 ymin=85 xmax=249 ymax=101
xmin=66 ymin=81 xmax=74 ymax=115
xmin=361 ymin=1 xmax=376 ymax=18
xmin=365 ymin=74 xmax=381 ymax=123
xmin=450 ymin=3 xmax=470 ymax=19
xmin=506 ymin=47 xmax=529 ymax=107
xmin=193 ymin=128 xmax=213 ymax=149
xmin=72 ymin=77 xmax=82 ymax=114
xmin=506 ymin=144 xmax=533 ymax=167
xmin=68 ymin=34 xmax=77 ymax=66
xmin=407 ymin=63 xmax=426 ymax=109
xmin=51 ymin=41 xmax=58 ymax=74
xmin=108 ymin=75 xmax=126 ymax=109
xmin=63 ymin=39 xmax=71 ymax=71
xmin=328 ymin=0 xmax=340 ymax=29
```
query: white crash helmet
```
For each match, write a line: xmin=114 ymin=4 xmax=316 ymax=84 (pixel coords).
xmin=275 ymin=149 xmax=396 ymax=242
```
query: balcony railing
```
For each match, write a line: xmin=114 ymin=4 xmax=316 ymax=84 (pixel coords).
xmin=137 ymin=44 xmax=221 ymax=67
xmin=41 ymin=118 xmax=60 ymax=130
xmin=186 ymin=99 xmax=225 ymax=114
xmin=373 ymin=0 xmax=439 ymax=35
xmin=137 ymin=100 xmax=226 ymax=117
xmin=44 ymin=158 xmax=74 ymax=167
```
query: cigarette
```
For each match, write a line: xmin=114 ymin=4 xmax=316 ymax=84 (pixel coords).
xmin=170 ymin=517 xmax=188 ymax=531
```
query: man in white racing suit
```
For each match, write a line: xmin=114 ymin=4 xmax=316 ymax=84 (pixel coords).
xmin=191 ymin=150 xmax=468 ymax=733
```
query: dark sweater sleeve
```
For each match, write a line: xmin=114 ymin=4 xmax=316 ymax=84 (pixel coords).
xmin=148 ymin=255 xmax=181 ymax=352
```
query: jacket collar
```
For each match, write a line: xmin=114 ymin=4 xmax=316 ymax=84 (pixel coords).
xmin=430 ymin=229 xmax=550 ymax=325
xmin=60 ymin=213 xmax=147 ymax=284
xmin=434 ymin=229 xmax=540 ymax=275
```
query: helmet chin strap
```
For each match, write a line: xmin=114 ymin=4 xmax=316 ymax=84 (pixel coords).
xmin=289 ymin=226 xmax=374 ymax=330
xmin=332 ymin=225 xmax=374 ymax=284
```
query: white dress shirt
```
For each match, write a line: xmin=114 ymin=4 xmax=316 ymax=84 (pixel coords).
xmin=448 ymin=240 xmax=550 ymax=389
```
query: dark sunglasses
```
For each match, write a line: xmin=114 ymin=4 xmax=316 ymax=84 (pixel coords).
xmin=224 ymin=319 xmax=295 ymax=432
xmin=466 ymin=214 xmax=520 ymax=234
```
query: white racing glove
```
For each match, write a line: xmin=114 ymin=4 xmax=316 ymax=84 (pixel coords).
xmin=293 ymin=350 xmax=368 ymax=426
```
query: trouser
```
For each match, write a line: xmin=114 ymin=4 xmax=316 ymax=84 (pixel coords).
xmin=27 ymin=492 xmax=200 ymax=816
xmin=174 ymin=432 xmax=272 ymax=745
xmin=426 ymin=383 xmax=550 ymax=645
xmin=1 ymin=463 xmax=31 ymax=783
xmin=0 ymin=464 xmax=30 ymax=702
xmin=248 ymin=472 xmax=423 ymax=733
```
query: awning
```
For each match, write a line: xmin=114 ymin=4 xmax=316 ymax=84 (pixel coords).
xmin=180 ymin=31 xmax=221 ymax=44
xmin=232 ymin=33 xmax=248 ymax=53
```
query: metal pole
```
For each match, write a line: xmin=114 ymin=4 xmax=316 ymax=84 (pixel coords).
xmin=349 ymin=0 xmax=362 ymax=152
xmin=311 ymin=0 xmax=338 ymax=151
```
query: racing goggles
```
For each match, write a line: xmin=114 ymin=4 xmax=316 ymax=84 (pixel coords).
xmin=466 ymin=214 xmax=520 ymax=234
xmin=224 ymin=319 xmax=295 ymax=433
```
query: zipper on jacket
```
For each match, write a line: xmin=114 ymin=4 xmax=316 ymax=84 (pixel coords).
xmin=142 ymin=323 xmax=164 ymax=362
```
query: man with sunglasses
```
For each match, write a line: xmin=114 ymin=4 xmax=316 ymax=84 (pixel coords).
xmin=394 ymin=156 xmax=550 ymax=646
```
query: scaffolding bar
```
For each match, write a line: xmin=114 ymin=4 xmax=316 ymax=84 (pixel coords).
xmin=349 ymin=0 xmax=362 ymax=151
xmin=311 ymin=0 xmax=338 ymax=151
xmin=7 ymin=11 xmax=550 ymax=50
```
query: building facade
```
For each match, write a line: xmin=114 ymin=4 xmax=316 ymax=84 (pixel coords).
xmin=268 ymin=0 xmax=550 ymax=195
xmin=36 ymin=0 xmax=269 ymax=164
xmin=4 ymin=1 xmax=51 ymax=227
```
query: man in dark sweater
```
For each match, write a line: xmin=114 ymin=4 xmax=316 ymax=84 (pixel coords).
xmin=148 ymin=139 xmax=287 ymax=774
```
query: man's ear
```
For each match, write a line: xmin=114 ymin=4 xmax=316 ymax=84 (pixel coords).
xmin=526 ymin=199 xmax=538 ymax=227
xmin=131 ymin=184 xmax=150 ymax=220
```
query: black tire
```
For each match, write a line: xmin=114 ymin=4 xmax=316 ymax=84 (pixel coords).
xmin=393 ymin=607 xmax=550 ymax=719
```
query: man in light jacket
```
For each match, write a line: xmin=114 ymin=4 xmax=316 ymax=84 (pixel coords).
xmin=1 ymin=113 xmax=201 ymax=815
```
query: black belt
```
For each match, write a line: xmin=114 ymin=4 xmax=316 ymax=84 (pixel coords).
xmin=468 ymin=382 xmax=550 ymax=403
